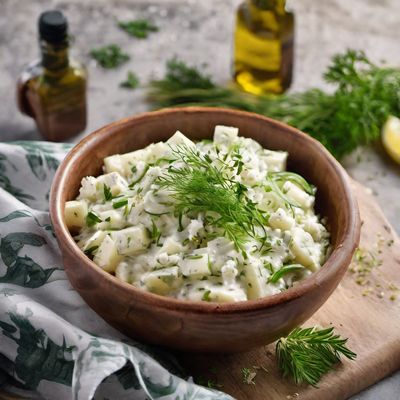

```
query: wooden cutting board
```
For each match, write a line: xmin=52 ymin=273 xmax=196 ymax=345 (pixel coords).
xmin=179 ymin=180 xmax=400 ymax=400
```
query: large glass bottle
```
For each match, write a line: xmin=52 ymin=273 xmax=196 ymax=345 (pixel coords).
xmin=233 ymin=0 xmax=294 ymax=95
xmin=17 ymin=10 xmax=87 ymax=141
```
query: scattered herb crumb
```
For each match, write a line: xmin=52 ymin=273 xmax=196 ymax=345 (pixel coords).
xmin=196 ymin=376 xmax=222 ymax=389
xmin=118 ymin=19 xmax=159 ymax=38
xmin=241 ymin=367 xmax=257 ymax=385
xmin=120 ymin=71 xmax=140 ymax=89
xmin=350 ymin=233 xmax=399 ymax=301
xmin=362 ymin=288 xmax=373 ymax=297
xmin=90 ymin=44 xmax=130 ymax=69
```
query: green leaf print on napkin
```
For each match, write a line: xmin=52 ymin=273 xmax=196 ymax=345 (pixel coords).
xmin=0 ymin=209 xmax=56 ymax=237
xmin=0 ymin=232 xmax=58 ymax=287
xmin=0 ymin=353 xmax=30 ymax=391
xmin=0 ymin=313 xmax=75 ymax=389
xmin=25 ymin=153 xmax=59 ymax=181
xmin=14 ymin=142 xmax=63 ymax=181
xmin=0 ymin=154 xmax=34 ymax=202
xmin=0 ymin=210 xmax=32 ymax=222
xmin=0 ymin=141 xmax=235 ymax=400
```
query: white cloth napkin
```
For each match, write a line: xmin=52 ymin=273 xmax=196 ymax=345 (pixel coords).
xmin=0 ymin=141 xmax=232 ymax=400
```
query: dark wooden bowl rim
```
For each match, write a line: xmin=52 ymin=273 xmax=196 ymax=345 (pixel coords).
xmin=50 ymin=107 xmax=360 ymax=314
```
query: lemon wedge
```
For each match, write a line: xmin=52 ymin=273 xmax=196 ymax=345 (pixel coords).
xmin=382 ymin=115 xmax=400 ymax=164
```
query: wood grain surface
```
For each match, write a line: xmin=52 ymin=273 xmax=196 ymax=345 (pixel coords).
xmin=179 ymin=180 xmax=400 ymax=400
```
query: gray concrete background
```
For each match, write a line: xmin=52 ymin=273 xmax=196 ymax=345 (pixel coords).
xmin=0 ymin=0 xmax=399 ymax=399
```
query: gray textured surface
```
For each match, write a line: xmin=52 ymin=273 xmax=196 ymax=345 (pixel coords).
xmin=0 ymin=0 xmax=399 ymax=399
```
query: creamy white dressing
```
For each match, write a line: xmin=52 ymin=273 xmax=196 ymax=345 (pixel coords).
xmin=65 ymin=126 xmax=330 ymax=303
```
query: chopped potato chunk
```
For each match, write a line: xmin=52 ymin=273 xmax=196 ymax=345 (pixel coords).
xmin=93 ymin=235 xmax=122 ymax=273
xmin=65 ymin=200 xmax=87 ymax=229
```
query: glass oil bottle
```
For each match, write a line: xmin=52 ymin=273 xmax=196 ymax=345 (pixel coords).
xmin=233 ymin=0 xmax=295 ymax=95
xmin=17 ymin=10 xmax=87 ymax=141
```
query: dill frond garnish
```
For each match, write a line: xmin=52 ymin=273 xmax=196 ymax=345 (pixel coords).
xmin=157 ymin=145 xmax=266 ymax=251
xmin=276 ymin=326 xmax=356 ymax=386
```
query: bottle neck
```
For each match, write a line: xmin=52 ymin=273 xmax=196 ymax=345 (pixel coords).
xmin=40 ymin=40 xmax=69 ymax=76
xmin=246 ymin=0 xmax=287 ymax=31
xmin=248 ymin=0 xmax=286 ymax=14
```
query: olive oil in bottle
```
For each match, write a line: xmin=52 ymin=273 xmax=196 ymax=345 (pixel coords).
xmin=17 ymin=10 xmax=87 ymax=141
xmin=233 ymin=0 xmax=294 ymax=95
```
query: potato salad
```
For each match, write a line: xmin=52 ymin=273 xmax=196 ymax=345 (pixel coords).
xmin=65 ymin=126 xmax=330 ymax=303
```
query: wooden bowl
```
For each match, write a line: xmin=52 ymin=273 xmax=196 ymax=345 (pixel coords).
xmin=50 ymin=107 xmax=360 ymax=353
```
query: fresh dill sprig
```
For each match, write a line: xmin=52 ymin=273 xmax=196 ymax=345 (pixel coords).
xmin=147 ymin=50 xmax=400 ymax=159
xmin=276 ymin=326 xmax=356 ymax=386
xmin=148 ymin=57 xmax=260 ymax=112
xmin=157 ymin=145 xmax=266 ymax=251
xmin=149 ymin=58 xmax=216 ymax=96
xmin=90 ymin=44 xmax=130 ymax=69
xmin=118 ymin=19 xmax=159 ymax=38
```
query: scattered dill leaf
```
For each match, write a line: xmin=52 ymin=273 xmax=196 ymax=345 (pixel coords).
xmin=149 ymin=220 xmax=161 ymax=244
xmin=268 ymin=264 xmax=304 ymax=284
xmin=276 ymin=326 xmax=356 ymax=386
xmin=118 ymin=19 xmax=159 ymax=38
xmin=202 ymin=290 xmax=211 ymax=302
xmin=86 ymin=211 xmax=102 ymax=227
xmin=84 ymin=245 xmax=99 ymax=256
xmin=120 ymin=71 xmax=140 ymax=89
xmin=148 ymin=50 xmax=400 ymax=159
xmin=103 ymin=184 xmax=113 ymax=201
xmin=113 ymin=198 xmax=128 ymax=209
xmin=90 ymin=44 xmax=130 ymax=69
xmin=129 ymin=165 xmax=149 ymax=187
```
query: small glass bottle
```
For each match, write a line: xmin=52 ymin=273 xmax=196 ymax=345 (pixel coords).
xmin=17 ymin=10 xmax=87 ymax=141
xmin=233 ymin=0 xmax=295 ymax=95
